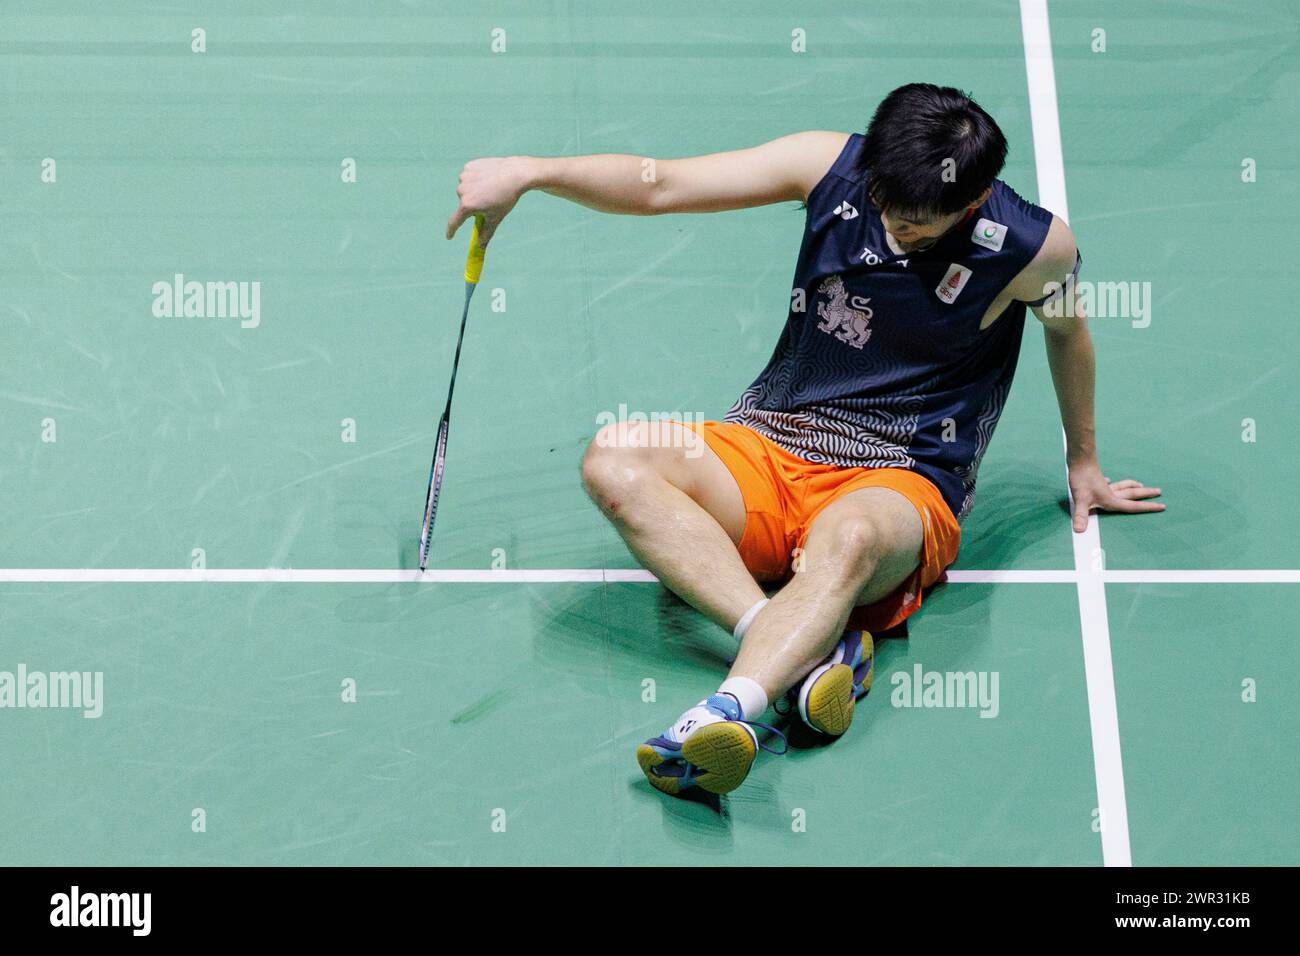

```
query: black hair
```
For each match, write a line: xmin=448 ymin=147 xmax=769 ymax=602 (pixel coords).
xmin=857 ymin=83 xmax=1008 ymax=222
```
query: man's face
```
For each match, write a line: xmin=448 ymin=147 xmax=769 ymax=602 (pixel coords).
xmin=877 ymin=206 xmax=970 ymax=253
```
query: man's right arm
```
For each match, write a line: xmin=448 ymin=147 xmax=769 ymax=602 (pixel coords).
xmin=447 ymin=131 xmax=848 ymax=244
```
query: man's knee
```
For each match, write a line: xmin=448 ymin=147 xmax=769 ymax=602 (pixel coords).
xmin=581 ymin=423 xmax=657 ymax=512
xmin=825 ymin=514 xmax=888 ymax=576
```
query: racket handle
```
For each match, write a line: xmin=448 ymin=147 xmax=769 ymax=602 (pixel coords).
xmin=465 ymin=214 xmax=487 ymax=285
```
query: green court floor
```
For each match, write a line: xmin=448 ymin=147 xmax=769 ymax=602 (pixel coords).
xmin=0 ymin=0 xmax=1295 ymax=865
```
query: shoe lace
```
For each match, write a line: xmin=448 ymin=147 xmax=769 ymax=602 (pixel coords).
xmin=708 ymin=694 xmax=789 ymax=756
xmin=743 ymin=717 xmax=789 ymax=756
xmin=772 ymin=688 xmax=797 ymax=717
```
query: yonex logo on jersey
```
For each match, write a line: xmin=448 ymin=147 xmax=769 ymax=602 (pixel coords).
xmin=833 ymin=201 xmax=858 ymax=220
xmin=935 ymin=263 xmax=973 ymax=304
xmin=970 ymin=218 xmax=1007 ymax=252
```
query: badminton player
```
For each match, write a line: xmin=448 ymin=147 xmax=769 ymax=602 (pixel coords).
xmin=446 ymin=83 xmax=1165 ymax=796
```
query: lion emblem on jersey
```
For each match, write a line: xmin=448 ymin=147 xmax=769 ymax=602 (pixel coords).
xmin=815 ymin=274 xmax=873 ymax=349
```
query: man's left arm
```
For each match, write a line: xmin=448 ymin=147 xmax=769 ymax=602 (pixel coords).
xmin=1016 ymin=217 xmax=1165 ymax=533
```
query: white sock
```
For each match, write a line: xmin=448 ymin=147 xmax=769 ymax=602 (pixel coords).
xmin=718 ymin=676 xmax=769 ymax=720
xmin=731 ymin=598 xmax=770 ymax=644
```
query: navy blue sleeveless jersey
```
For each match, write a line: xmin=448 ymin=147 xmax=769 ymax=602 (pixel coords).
xmin=724 ymin=132 xmax=1060 ymax=523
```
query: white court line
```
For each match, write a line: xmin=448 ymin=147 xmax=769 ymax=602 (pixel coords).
xmin=1103 ymin=569 xmax=1300 ymax=584
xmin=0 ymin=568 xmax=1292 ymax=584
xmin=0 ymin=568 xmax=612 ymax=584
xmin=1021 ymin=0 xmax=1132 ymax=867
xmin=0 ymin=568 xmax=1070 ymax=584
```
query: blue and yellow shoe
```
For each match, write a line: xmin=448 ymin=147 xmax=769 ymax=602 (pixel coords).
xmin=637 ymin=693 xmax=786 ymax=796
xmin=796 ymin=630 xmax=874 ymax=737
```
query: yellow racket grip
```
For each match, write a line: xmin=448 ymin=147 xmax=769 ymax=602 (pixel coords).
xmin=464 ymin=214 xmax=487 ymax=285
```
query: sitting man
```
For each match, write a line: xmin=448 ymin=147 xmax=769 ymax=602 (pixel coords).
xmin=446 ymin=83 xmax=1164 ymax=796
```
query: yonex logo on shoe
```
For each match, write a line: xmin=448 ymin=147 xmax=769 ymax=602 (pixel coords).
xmin=833 ymin=201 xmax=858 ymax=220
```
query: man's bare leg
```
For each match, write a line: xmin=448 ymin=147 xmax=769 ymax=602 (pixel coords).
xmin=730 ymin=486 xmax=924 ymax=702
xmin=581 ymin=420 xmax=765 ymax=633
xmin=586 ymin=427 xmax=926 ymax=794
xmin=627 ymin=483 xmax=926 ymax=796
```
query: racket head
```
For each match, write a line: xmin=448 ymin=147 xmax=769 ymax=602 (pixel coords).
xmin=417 ymin=417 xmax=450 ymax=570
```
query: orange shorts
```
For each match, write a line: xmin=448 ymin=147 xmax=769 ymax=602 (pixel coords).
xmin=689 ymin=421 xmax=961 ymax=632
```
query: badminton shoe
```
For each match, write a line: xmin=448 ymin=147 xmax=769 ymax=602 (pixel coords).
xmin=795 ymin=630 xmax=874 ymax=737
xmin=637 ymin=693 xmax=786 ymax=796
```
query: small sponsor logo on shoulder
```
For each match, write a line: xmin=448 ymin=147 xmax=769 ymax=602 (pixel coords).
xmin=833 ymin=201 xmax=858 ymax=220
xmin=971 ymin=218 xmax=1007 ymax=251
xmin=936 ymin=263 xmax=973 ymax=303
